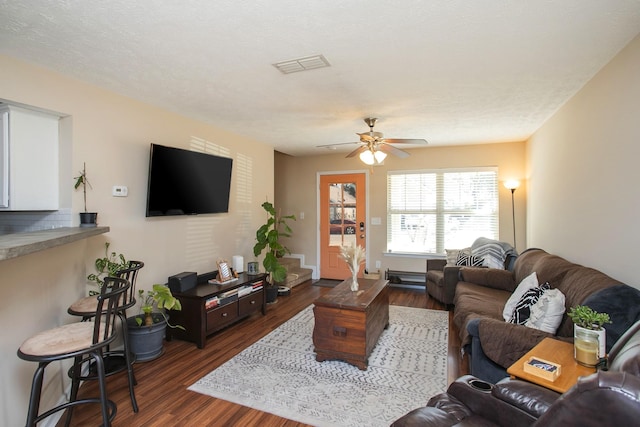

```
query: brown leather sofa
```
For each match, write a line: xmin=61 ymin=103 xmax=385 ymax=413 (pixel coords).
xmin=391 ymin=319 xmax=640 ymax=426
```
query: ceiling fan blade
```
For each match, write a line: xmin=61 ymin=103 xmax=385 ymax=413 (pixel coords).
xmin=379 ymin=143 xmax=410 ymax=158
xmin=382 ymin=138 xmax=428 ymax=145
xmin=316 ymin=142 xmax=360 ymax=148
xmin=346 ymin=145 xmax=369 ymax=158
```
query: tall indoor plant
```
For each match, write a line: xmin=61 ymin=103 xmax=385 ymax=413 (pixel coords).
xmin=253 ymin=201 xmax=296 ymax=303
xmin=127 ymin=284 xmax=183 ymax=362
xmin=74 ymin=162 xmax=98 ymax=227
xmin=568 ymin=305 xmax=611 ymax=367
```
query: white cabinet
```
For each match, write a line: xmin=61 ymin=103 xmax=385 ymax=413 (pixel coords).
xmin=0 ymin=105 xmax=59 ymax=210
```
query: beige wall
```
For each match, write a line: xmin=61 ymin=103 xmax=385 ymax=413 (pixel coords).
xmin=0 ymin=55 xmax=274 ymax=426
xmin=526 ymin=33 xmax=640 ymax=287
xmin=275 ymin=142 xmax=527 ymax=277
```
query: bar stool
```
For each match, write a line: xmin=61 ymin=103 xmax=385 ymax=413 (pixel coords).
xmin=67 ymin=260 xmax=144 ymax=413
xmin=17 ymin=276 xmax=130 ymax=427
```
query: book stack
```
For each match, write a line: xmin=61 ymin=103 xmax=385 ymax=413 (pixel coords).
xmin=237 ymin=285 xmax=253 ymax=298
xmin=218 ymin=288 xmax=239 ymax=306
xmin=251 ymin=280 xmax=264 ymax=292
xmin=205 ymin=296 xmax=220 ymax=309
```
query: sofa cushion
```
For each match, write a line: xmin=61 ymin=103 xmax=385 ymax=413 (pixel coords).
xmin=525 ymin=288 xmax=566 ymax=334
xmin=509 ymin=282 xmax=551 ymax=325
xmin=460 ymin=267 xmax=516 ymax=292
xmin=503 ymin=272 xmax=539 ymax=321
xmin=454 ymin=281 xmax=511 ymax=346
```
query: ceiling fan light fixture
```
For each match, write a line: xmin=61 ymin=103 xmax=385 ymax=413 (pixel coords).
xmin=359 ymin=150 xmax=375 ymax=165
xmin=374 ymin=150 xmax=387 ymax=163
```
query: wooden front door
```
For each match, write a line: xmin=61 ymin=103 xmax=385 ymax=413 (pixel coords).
xmin=320 ymin=173 xmax=367 ymax=279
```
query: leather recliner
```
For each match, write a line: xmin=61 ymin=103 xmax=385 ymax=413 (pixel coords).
xmin=391 ymin=319 xmax=640 ymax=426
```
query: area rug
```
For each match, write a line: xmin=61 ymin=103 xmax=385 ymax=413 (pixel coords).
xmin=188 ymin=305 xmax=449 ymax=427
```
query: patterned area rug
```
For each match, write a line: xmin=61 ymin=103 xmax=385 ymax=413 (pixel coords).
xmin=189 ymin=305 xmax=449 ymax=427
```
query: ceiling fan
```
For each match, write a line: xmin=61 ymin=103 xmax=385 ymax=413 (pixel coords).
xmin=318 ymin=118 xmax=428 ymax=164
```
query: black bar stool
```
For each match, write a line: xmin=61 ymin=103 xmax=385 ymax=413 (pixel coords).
xmin=17 ymin=276 xmax=130 ymax=427
xmin=67 ymin=260 xmax=144 ymax=413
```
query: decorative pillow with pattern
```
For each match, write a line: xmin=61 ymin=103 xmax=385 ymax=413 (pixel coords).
xmin=525 ymin=288 xmax=566 ymax=334
xmin=445 ymin=247 xmax=471 ymax=267
xmin=455 ymin=251 xmax=484 ymax=267
xmin=503 ymin=271 xmax=539 ymax=321
xmin=509 ymin=282 xmax=551 ymax=325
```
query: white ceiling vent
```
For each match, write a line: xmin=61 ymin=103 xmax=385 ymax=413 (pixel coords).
xmin=273 ymin=54 xmax=330 ymax=74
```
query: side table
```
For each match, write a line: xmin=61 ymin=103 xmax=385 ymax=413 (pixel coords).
xmin=507 ymin=337 xmax=595 ymax=393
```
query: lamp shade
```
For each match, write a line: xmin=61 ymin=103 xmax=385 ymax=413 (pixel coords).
xmin=359 ymin=150 xmax=375 ymax=165
xmin=374 ymin=150 xmax=387 ymax=163
xmin=504 ymin=180 xmax=520 ymax=190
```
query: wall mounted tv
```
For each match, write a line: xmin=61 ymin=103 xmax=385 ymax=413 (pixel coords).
xmin=146 ymin=143 xmax=233 ymax=217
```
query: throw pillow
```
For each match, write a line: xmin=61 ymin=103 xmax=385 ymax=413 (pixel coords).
xmin=455 ymin=251 xmax=484 ymax=267
xmin=445 ymin=247 xmax=471 ymax=267
xmin=509 ymin=282 xmax=551 ymax=324
xmin=525 ymin=288 xmax=566 ymax=334
xmin=502 ymin=271 xmax=539 ymax=321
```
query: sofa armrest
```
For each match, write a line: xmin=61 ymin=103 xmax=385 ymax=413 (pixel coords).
xmin=491 ymin=377 xmax=560 ymax=418
xmin=459 ymin=267 xmax=516 ymax=292
xmin=427 ymin=258 xmax=447 ymax=271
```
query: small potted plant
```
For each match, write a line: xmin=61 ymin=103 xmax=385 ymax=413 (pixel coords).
xmin=127 ymin=284 xmax=184 ymax=361
xmin=74 ymin=162 xmax=98 ymax=227
xmin=253 ymin=201 xmax=296 ymax=303
xmin=568 ymin=305 xmax=611 ymax=367
xmin=86 ymin=242 xmax=128 ymax=294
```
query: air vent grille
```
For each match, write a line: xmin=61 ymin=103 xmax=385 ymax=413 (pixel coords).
xmin=273 ymin=54 xmax=330 ymax=74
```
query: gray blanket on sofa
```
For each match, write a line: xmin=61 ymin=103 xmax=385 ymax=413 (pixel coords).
xmin=471 ymin=237 xmax=518 ymax=270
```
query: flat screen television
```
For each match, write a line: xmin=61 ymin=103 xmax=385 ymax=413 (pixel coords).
xmin=145 ymin=143 xmax=233 ymax=217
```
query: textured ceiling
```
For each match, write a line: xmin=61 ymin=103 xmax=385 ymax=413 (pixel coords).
xmin=1 ymin=0 xmax=639 ymax=156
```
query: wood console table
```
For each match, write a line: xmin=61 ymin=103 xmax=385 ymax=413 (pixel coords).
xmin=167 ymin=272 xmax=267 ymax=349
xmin=507 ymin=338 xmax=596 ymax=393
xmin=312 ymin=277 xmax=389 ymax=370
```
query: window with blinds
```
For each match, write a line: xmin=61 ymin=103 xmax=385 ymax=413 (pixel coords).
xmin=387 ymin=168 xmax=498 ymax=254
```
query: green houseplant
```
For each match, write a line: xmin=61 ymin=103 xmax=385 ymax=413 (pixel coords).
xmin=74 ymin=162 xmax=98 ymax=227
xmin=253 ymin=201 xmax=296 ymax=303
xmin=87 ymin=242 xmax=128 ymax=293
xmin=127 ymin=284 xmax=183 ymax=362
xmin=568 ymin=305 xmax=611 ymax=367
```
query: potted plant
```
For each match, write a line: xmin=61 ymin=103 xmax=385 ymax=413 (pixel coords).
xmin=253 ymin=201 xmax=296 ymax=303
xmin=568 ymin=305 xmax=611 ymax=367
xmin=86 ymin=242 xmax=128 ymax=295
xmin=127 ymin=284 xmax=183 ymax=362
xmin=74 ymin=162 xmax=98 ymax=227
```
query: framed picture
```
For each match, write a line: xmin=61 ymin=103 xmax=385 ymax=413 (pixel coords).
xmin=217 ymin=260 xmax=232 ymax=281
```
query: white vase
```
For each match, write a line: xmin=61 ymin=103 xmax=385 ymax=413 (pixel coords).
xmin=574 ymin=324 xmax=606 ymax=366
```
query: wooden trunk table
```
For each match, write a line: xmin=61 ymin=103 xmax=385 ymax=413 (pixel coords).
xmin=312 ymin=277 xmax=389 ymax=370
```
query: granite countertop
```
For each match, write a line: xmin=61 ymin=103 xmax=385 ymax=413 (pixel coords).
xmin=0 ymin=226 xmax=110 ymax=261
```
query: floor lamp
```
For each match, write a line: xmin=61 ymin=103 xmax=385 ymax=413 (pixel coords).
xmin=504 ymin=180 xmax=520 ymax=249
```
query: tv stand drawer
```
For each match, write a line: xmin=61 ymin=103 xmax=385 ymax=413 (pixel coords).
xmin=206 ymin=302 xmax=239 ymax=332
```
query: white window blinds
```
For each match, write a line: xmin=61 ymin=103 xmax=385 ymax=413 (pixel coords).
xmin=387 ymin=168 xmax=498 ymax=254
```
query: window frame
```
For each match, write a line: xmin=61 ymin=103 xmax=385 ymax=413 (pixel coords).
xmin=386 ymin=167 xmax=499 ymax=255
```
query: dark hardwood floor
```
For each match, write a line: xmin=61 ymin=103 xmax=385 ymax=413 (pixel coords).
xmin=56 ymin=281 xmax=468 ymax=426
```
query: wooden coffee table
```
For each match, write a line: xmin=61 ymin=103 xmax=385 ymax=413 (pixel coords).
xmin=507 ymin=337 xmax=596 ymax=393
xmin=312 ymin=278 xmax=389 ymax=370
